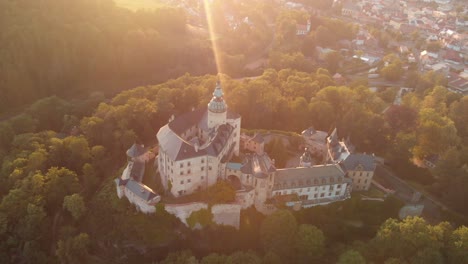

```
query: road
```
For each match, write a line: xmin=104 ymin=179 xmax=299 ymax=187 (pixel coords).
xmin=374 ymin=165 xmax=442 ymax=222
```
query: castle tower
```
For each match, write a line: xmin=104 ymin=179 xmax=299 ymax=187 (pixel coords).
xmin=207 ymin=79 xmax=227 ymax=129
xmin=299 ymin=147 xmax=313 ymax=167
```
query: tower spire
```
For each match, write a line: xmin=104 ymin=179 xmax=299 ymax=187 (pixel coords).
xmin=208 ymin=78 xmax=227 ymax=113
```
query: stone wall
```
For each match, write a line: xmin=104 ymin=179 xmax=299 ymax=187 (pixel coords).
xmin=211 ymin=204 xmax=241 ymax=229
xmin=164 ymin=202 xmax=208 ymax=225
xmin=164 ymin=202 xmax=242 ymax=229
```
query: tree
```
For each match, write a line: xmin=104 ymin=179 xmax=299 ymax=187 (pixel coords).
xmin=44 ymin=167 xmax=81 ymax=210
xmin=338 ymin=250 xmax=366 ymax=264
xmin=447 ymin=226 xmax=468 ymax=263
xmin=228 ymin=251 xmax=262 ymax=264
xmin=412 ymin=108 xmax=460 ymax=159
xmin=262 ymin=251 xmax=282 ymax=264
xmin=325 ymin=51 xmax=342 ymax=74
xmin=56 ymin=233 xmax=91 ymax=264
xmin=381 ymin=62 xmax=403 ymax=82
xmin=202 ymin=181 xmax=236 ymax=204
xmin=186 ymin=208 xmax=213 ymax=229
xmin=294 ymin=224 xmax=325 ymax=263
xmin=160 ymin=250 xmax=198 ymax=264
xmin=63 ymin=194 xmax=86 ymax=220
xmin=372 ymin=217 xmax=451 ymax=262
xmin=201 ymin=253 xmax=229 ymax=264
xmin=449 ymin=96 xmax=468 ymax=138
xmin=384 ymin=105 xmax=418 ymax=134
xmin=260 ymin=210 xmax=298 ymax=260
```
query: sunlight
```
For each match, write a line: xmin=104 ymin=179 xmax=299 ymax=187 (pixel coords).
xmin=203 ymin=0 xmax=223 ymax=75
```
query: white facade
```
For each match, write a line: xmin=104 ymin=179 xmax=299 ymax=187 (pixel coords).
xmin=273 ymin=165 xmax=352 ymax=207
xmin=157 ymin=81 xmax=241 ymax=197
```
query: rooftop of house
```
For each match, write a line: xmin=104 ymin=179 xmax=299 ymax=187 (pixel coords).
xmin=158 ymin=121 xmax=235 ymax=161
xmin=241 ymin=153 xmax=276 ymax=178
xmin=115 ymin=178 xmax=159 ymax=202
xmin=340 ymin=153 xmax=376 ymax=172
xmin=274 ymin=164 xmax=349 ymax=191
xmin=126 ymin=143 xmax=146 ymax=158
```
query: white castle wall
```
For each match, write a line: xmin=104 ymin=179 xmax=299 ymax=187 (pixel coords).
xmin=163 ymin=202 xmax=242 ymax=229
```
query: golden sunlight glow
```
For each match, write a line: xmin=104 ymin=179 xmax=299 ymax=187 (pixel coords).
xmin=203 ymin=0 xmax=223 ymax=75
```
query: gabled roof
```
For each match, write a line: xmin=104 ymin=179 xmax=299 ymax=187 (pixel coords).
xmin=340 ymin=153 xmax=376 ymax=172
xmin=274 ymin=164 xmax=349 ymax=190
xmin=125 ymin=179 xmax=159 ymax=202
xmin=126 ymin=143 xmax=146 ymax=158
xmin=168 ymin=108 xmax=206 ymax=135
xmin=158 ymin=122 xmax=235 ymax=161
xmin=241 ymin=153 xmax=276 ymax=178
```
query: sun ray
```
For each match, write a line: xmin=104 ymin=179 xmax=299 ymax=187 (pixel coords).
xmin=202 ymin=0 xmax=223 ymax=75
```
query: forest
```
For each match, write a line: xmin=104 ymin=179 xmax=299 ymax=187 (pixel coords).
xmin=0 ymin=70 xmax=467 ymax=263
xmin=0 ymin=0 xmax=216 ymax=113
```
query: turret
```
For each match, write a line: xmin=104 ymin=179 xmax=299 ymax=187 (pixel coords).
xmin=207 ymin=79 xmax=227 ymax=129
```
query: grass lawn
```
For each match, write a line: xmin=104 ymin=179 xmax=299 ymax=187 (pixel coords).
xmin=114 ymin=0 xmax=164 ymax=11
xmin=359 ymin=186 xmax=386 ymax=198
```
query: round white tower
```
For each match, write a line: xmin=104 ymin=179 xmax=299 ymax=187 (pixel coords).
xmin=207 ymin=80 xmax=227 ymax=129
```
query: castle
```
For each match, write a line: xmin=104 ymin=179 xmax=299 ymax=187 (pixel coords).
xmin=115 ymin=80 xmax=376 ymax=214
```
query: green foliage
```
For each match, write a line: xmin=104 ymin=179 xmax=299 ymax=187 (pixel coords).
xmin=201 ymin=181 xmax=236 ymax=205
xmin=187 ymin=208 xmax=213 ymax=229
xmin=338 ymin=250 xmax=366 ymax=264
xmin=63 ymin=194 xmax=86 ymax=220
xmin=371 ymin=217 xmax=452 ymax=263
xmin=55 ymin=233 xmax=91 ymax=264
xmin=160 ymin=250 xmax=199 ymax=264
xmin=260 ymin=210 xmax=297 ymax=260
xmin=0 ymin=0 xmax=215 ymax=112
xmin=201 ymin=253 xmax=229 ymax=264
xmin=228 ymin=251 xmax=262 ymax=264
xmin=294 ymin=224 xmax=325 ymax=263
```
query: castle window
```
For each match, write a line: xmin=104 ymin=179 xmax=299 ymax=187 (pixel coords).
xmin=201 ymin=176 xmax=204 ymax=180
xmin=180 ymin=180 xmax=184 ymax=184
xmin=180 ymin=171 xmax=184 ymax=175
xmin=188 ymin=162 xmax=191 ymax=166
xmin=171 ymin=161 xmax=173 ymax=166
xmin=314 ymin=194 xmax=318 ymax=198
xmin=320 ymin=193 xmax=324 ymax=197
xmin=201 ymin=159 xmax=205 ymax=163
xmin=337 ymin=184 xmax=341 ymax=189
xmin=201 ymin=167 xmax=204 ymax=171
xmin=188 ymin=169 xmax=191 ymax=174
xmin=188 ymin=179 xmax=191 ymax=183
xmin=180 ymin=163 xmax=183 ymax=168
xmin=330 ymin=185 xmax=334 ymax=190
xmin=335 ymin=191 xmax=340 ymax=195
xmin=171 ymin=169 xmax=173 ymax=173
xmin=209 ymin=166 xmax=212 ymax=170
